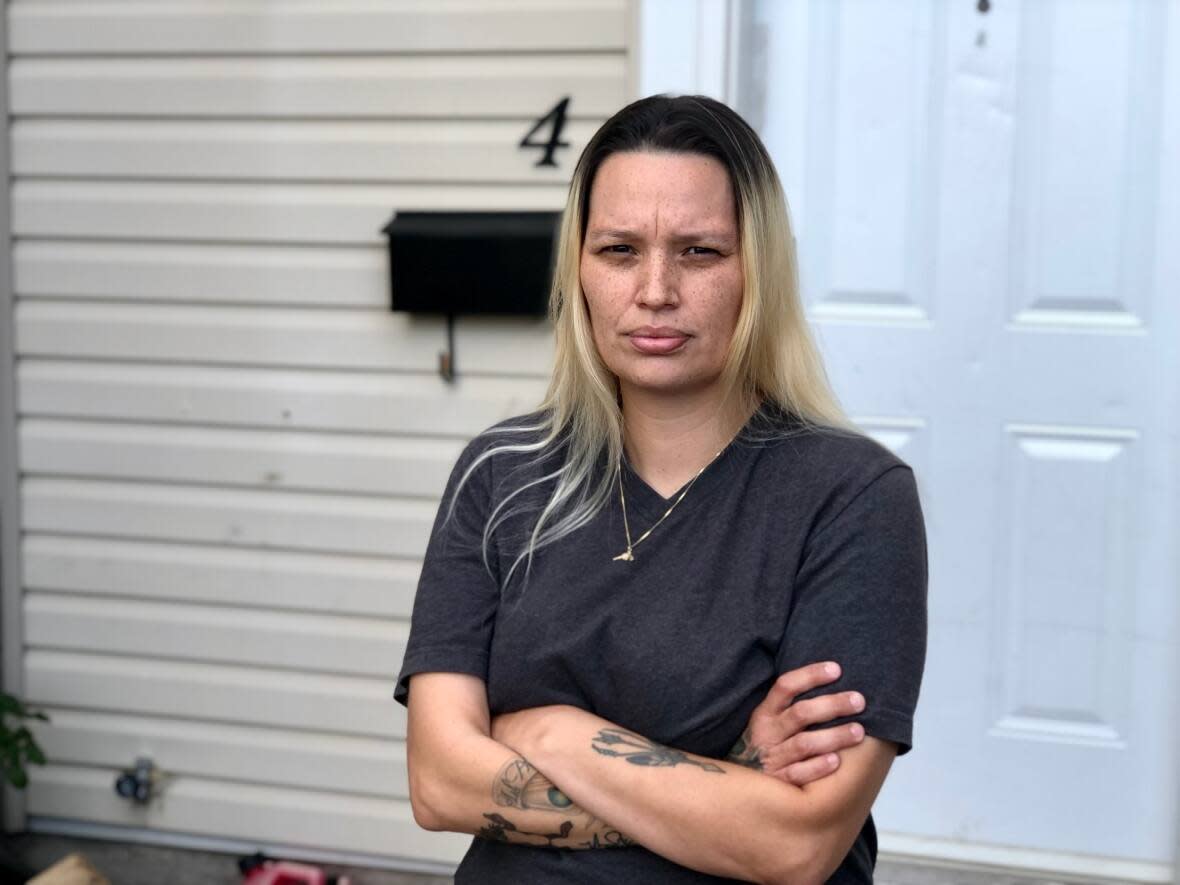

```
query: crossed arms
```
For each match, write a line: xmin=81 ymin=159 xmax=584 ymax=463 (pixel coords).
xmin=406 ymin=662 xmax=898 ymax=885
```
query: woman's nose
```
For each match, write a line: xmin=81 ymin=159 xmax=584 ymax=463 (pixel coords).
xmin=634 ymin=254 xmax=679 ymax=308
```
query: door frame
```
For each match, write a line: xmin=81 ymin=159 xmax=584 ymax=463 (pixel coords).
xmin=634 ymin=0 xmax=745 ymax=102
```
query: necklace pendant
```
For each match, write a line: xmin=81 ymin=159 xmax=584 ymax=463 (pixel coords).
xmin=612 ymin=549 xmax=634 ymax=562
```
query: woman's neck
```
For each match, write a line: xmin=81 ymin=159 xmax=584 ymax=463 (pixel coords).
xmin=620 ymin=386 xmax=757 ymax=498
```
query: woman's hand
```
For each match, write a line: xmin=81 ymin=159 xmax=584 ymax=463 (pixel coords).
xmin=726 ymin=660 xmax=866 ymax=785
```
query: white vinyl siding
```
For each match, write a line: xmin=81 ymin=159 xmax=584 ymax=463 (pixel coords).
xmin=5 ymin=0 xmax=631 ymax=867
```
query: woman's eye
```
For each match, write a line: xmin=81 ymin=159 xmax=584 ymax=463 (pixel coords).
xmin=598 ymin=245 xmax=718 ymax=256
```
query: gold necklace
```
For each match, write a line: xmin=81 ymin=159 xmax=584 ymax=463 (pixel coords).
xmin=612 ymin=445 xmax=726 ymax=562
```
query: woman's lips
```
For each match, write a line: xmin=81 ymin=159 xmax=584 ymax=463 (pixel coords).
xmin=630 ymin=334 xmax=689 ymax=354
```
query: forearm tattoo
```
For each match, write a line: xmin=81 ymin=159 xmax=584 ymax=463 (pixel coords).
xmin=493 ymin=757 xmax=576 ymax=812
xmin=478 ymin=813 xmax=574 ymax=847
xmin=724 ymin=727 xmax=765 ymax=772
xmin=591 ymin=728 xmax=725 ymax=773
xmin=477 ymin=756 xmax=634 ymax=849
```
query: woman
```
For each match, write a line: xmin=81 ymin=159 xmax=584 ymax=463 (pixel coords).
xmin=394 ymin=94 xmax=928 ymax=883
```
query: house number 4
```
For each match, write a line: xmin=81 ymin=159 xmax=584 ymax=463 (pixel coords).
xmin=520 ymin=97 xmax=571 ymax=167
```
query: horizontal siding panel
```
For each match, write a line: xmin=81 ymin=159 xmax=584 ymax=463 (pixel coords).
xmin=16 ymin=301 xmax=443 ymax=370
xmin=22 ymin=535 xmax=421 ymax=619
xmin=12 ymin=118 xmax=597 ymax=183
xmin=22 ymin=478 xmax=438 ymax=558
xmin=24 ymin=593 xmax=407 ymax=678
xmin=15 ymin=302 xmax=554 ymax=374
xmin=25 ymin=765 xmax=467 ymax=861
xmin=9 ymin=0 xmax=626 ymax=55
xmin=30 ymin=708 xmax=407 ymax=798
xmin=12 ymin=180 xmax=567 ymax=244
xmin=20 ymin=418 xmax=464 ymax=497
xmin=26 ymin=650 xmax=407 ymax=738
xmin=455 ymin=317 xmax=559 ymax=375
xmin=9 ymin=55 xmax=625 ymax=118
xmin=18 ymin=361 xmax=547 ymax=436
xmin=15 ymin=240 xmax=386 ymax=307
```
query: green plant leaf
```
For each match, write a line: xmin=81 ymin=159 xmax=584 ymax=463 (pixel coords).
xmin=0 ymin=694 xmax=50 ymax=786
xmin=0 ymin=754 xmax=24 ymax=789
xmin=0 ymin=693 xmax=49 ymax=723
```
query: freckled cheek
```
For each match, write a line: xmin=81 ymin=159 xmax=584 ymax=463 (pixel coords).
xmin=579 ymin=287 xmax=615 ymax=358
xmin=581 ymin=268 xmax=629 ymax=330
xmin=694 ymin=279 xmax=743 ymax=355
xmin=694 ymin=276 xmax=743 ymax=321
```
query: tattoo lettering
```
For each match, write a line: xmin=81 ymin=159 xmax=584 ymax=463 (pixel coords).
xmin=591 ymin=728 xmax=724 ymax=773
xmin=725 ymin=728 xmax=765 ymax=772
xmin=581 ymin=830 xmax=636 ymax=849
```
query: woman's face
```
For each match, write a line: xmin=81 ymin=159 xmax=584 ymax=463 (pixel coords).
xmin=579 ymin=150 xmax=744 ymax=403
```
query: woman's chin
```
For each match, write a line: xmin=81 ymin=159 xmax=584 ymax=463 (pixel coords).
xmin=615 ymin=371 xmax=721 ymax=400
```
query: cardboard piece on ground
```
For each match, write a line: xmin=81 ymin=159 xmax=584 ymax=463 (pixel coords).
xmin=25 ymin=852 xmax=111 ymax=885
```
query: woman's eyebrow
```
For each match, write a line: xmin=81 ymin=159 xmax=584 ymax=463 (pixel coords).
xmin=587 ymin=227 xmax=734 ymax=243
xmin=668 ymin=230 xmax=734 ymax=245
xmin=586 ymin=227 xmax=640 ymax=240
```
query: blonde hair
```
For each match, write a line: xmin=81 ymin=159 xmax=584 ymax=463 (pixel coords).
xmin=446 ymin=94 xmax=859 ymax=595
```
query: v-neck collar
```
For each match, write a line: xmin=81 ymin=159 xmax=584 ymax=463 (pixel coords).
xmin=616 ymin=406 xmax=765 ymax=525
xmin=618 ymin=446 xmax=738 ymax=525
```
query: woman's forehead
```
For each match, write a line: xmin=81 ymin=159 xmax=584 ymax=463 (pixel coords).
xmin=586 ymin=152 xmax=737 ymax=236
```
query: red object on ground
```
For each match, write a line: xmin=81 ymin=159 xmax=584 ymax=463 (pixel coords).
xmin=239 ymin=852 xmax=351 ymax=885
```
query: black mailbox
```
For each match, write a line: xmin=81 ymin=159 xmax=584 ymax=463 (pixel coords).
xmin=383 ymin=211 xmax=560 ymax=317
xmin=382 ymin=210 xmax=560 ymax=382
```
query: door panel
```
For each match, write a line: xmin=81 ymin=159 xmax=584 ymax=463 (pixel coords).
xmin=750 ymin=0 xmax=1179 ymax=867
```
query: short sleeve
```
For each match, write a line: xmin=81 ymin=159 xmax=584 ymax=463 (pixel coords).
xmin=775 ymin=465 xmax=928 ymax=755
xmin=393 ymin=436 xmax=503 ymax=707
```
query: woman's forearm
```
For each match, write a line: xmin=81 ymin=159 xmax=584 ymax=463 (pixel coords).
xmin=496 ymin=706 xmax=834 ymax=884
xmin=410 ymin=729 xmax=634 ymax=850
xmin=480 ymin=749 xmax=635 ymax=848
xmin=406 ymin=672 xmax=636 ymax=850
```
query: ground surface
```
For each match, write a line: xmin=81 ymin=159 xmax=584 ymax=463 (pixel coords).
xmin=0 ymin=832 xmax=1135 ymax=885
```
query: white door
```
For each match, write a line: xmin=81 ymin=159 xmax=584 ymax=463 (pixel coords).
xmin=742 ymin=0 xmax=1180 ymax=876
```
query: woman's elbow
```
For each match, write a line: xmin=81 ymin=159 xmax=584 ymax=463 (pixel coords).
xmin=409 ymin=793 xmax=444 ymax=832
xmin=748 ymin=816 xmax=842 ymax=885
xmin=407 ymin=760 xmax=448 ymax=831
xmin=752 ymin=852 xmax=829 ymax=885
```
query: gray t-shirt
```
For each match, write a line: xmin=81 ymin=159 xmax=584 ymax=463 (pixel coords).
xmin=395 ymin=401 xmax=928 ymax=883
